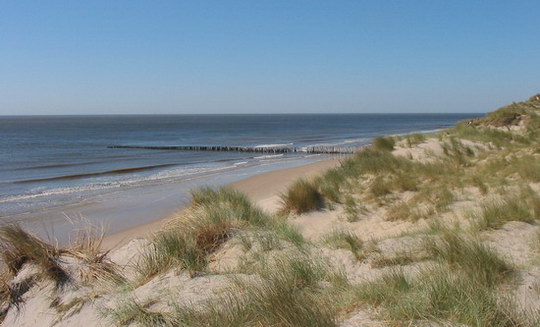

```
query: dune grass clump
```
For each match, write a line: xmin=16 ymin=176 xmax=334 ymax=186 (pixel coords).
xmin=348 ymin=149 xmax=410 ymax=175
xmin=453 ymin=121 xmax=529 ymax=147
xmin=138 ymin=187 xmax=307 ymax=282
xmin=355 ymin=266 xmax=529 ymax=326
xmin=113 ymin=254 xmax=343 ymax=327
xmin=0 ymin=265 xmax=34 ymax=320
xmin=138 ymin=187 xmax=271 ymax=279
xmin=323 ymin=230 xmax=364 ymax=260
xmin=424 ymin=229 xmax=513 ymax=286
xmin=385 ymin=186 xmax=454 ymax=221
xmin=452 ymin=95 xmax=540 ymax=145
xmin=316 ymin=168 xmax=346 ymax=203
xmin=369 ymin=176 xmax=392 ymax=198
xmin=478 ymin=199 xmax=533 ymax=230
xmin=404 ymin=133 xmax=426 ymax=147
xmin=136 ymin=230 xmax=205 ymax=281
xmin=471 ymin=174 xmax=489 ymax=195
xmin=191 ymin=187 xmax=272 ymax=227
xmin=343 ymin=195 xmax=364 ymax=222
xmin=0 ymin=225 xmax=69 ymax=286
xmin=271 ymin=222 xmax=306 ymax=246
xmin=385 ymin=200 xmax=416 ymax=221
xmin=310 ymin=149 xmax=420 ymax=209
xmin=481 ymin=103 xmax=526 ymax=127
xmin=475 ymin=187 xmax=540 ymax=230
xmin=393 ymin=171 xmax=419 ymax=192
xmin=107 ymin=297 xmax=170 ymax=326
xmin=0 ymin=223 xmax=124 ymax=307
xmin=353 ymin=230 xmax=525 ymax=326
xmin=279 ymin=178 xmax=323 ymax=214
xmin=179 ymin=254 xmax=341 ymax=327
xmin=368 ymin=173 xmax=419 ymax=202
xmin=66 ymin=226 xmax=125 ymax=286
xmin=440 ymin=137 xmax=475 ymax=166
xmin=511 ymin=155 xmax=540 ymax=182
xmin=372 ymin=136 xmax=396 ymax=151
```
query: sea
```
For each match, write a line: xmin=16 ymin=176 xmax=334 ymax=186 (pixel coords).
xmin=0 ymin=113 xmax=480 ymax=241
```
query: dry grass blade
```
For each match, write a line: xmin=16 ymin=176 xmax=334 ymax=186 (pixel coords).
xmin=0 ymin=225 xmax=69 ymax=286
xmin=65 ymin=225 xmax=125 ymax=285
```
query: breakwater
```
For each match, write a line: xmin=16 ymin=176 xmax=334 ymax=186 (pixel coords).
xmin=107 ymin=144 xmax=365 ymax=154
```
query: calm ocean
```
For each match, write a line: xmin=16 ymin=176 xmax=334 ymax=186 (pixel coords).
xmin=0 ymin=114 xmax=479 ymax=239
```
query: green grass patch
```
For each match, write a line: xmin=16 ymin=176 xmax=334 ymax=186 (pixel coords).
xmin=316 ymin=168 xmax=345 ymax=203
xmin=353 ymin=230 xmax=525 ymax=326
xmin=404 ymin=133 xmax=426 ymax=147
xmin=106 ymin=297 xmax=169 ymax=326
xmin=137 ymin=187 xmax=306 ymax=282
xmin=279 ymin=178 xmax=323 ymax=214
xmin=424 ymin=229 xmax=513 ymax=286
xmin=373 ymin=136 xmax=396 ymax=151
xmin=511 ymin=155 xmax=540 ymax=182
xmin=343 ymin=195 xmax=365 ymax=222
xmin=132 ymin=253 xmax=345 ymax=327
xmin=323 ymin=230 xmax=364 ymax=260
xmin=475 ymin=187 xmax=540 ymax=230
xmin=354 ymin=265 xmax=531 ymax=326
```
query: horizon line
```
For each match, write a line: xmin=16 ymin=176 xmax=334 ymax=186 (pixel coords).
xmin=0 ymin=112 xmax=485 ymax=117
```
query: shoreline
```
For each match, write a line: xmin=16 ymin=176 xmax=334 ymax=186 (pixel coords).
xmin=101 ymin=158 xmax=340 ymax=249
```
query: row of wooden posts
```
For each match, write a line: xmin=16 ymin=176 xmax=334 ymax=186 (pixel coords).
xmin=107 ymin=144 xmax=366 ymax=154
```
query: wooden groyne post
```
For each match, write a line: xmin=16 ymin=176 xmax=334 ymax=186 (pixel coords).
xmin=107 ymin=144 xmax=365 ymax=154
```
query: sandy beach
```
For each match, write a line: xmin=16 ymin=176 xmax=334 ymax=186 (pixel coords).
xmin=101 ymin=158 xmax=340 ymax=249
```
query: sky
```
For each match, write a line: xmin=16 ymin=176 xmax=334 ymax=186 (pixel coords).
xmin=0 ymin=1 xmax=539 ymax=115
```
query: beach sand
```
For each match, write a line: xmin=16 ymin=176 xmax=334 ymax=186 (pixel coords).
xmin=101 ymin=158 xmax=340 ymax=249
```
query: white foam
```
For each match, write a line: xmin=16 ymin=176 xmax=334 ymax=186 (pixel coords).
xmin=302 ymin=138 xmax=369 ymax=149
xmin=253 ymin=143 xmax=293 ymax=149
xmin=0 ymin=163 xmax=244 ymax=203
xmin=233 ymin=161 xmax=249 ymax=166
xmin=253 ymin=154 xmax=284 ymax=160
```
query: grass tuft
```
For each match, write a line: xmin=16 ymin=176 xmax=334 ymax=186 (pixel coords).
xmin=404 ymin=133 xmax=426 ymax=147
xmin=279 ymin=178 xmax=323 ymax=214
xmin=353 ymin=230 xmax=526 ymax=326
xmin=323 ymin=230 xmax=364 ymax=260
xmin=343 ymin=195 xmax=365 ymax=222
xmin=475 ymin=187 xmax=540 ymax=230
xmin=373 ymin=136 xmax=396 ymax=151
xmin=0 ymin=225 xmax=69 ymax=286
xmin=137 ymin=187 xmax=308 ymax=282
xmin=316 ymin=168 xmax=345 ymax=204
xmin=355 ymin=265 xmax=528 ymax=326
xmin=193 ymin=253 xmax=341 ymax=327
xmin=67 ymin=226 xmax=125 ymax=285
xmin=136 ymin=229 xmax=205 ymax=281
xmin=424 ymin=229 xmax=513 ymax=286
xmin=106 ymin=297 xmax=170 ymax=326
xmin=116 ymin=253 xmax=343 ymax=327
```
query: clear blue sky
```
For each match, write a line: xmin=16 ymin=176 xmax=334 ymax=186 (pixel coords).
xmin=1 ymin=1 xmax=539 ymax=115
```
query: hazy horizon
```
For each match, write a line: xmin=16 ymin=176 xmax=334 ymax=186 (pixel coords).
xmin=0 ymin=112 xmax=485 ymax=117
xmin=1 ymin=1 xmax=539 ymax=115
